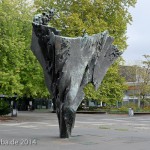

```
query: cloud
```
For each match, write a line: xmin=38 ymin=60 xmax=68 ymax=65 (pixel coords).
xmin=123 ymin=0 xmax=150 ymax=64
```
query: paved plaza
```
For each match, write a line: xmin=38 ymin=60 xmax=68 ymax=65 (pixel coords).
xmin=0 ymin=112 xmax=150 ymax=150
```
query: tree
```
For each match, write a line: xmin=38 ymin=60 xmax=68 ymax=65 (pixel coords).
xmin=122 ymin=55 xmax=150 ymax=108
xmin=84 ymin=62 xmax=127 ymax=106
xmin=33 ymin=0 xmax=136 ymax=105
xmin=136 ymin=55 xmax=150 ymax=107
xmin=34 ymin=0 xmax=136 ymax=49
xmin=0 ymin=0 xmax=49 ymax=98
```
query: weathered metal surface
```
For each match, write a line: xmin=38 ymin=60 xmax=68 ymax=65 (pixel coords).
xmin=31 ymin=11 xmax=122 ymax=138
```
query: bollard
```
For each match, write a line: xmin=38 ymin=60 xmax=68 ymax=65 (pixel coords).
xmin=11 ymin=100 xmax=18 ymax=117
xmin=128 ymin=108 xmax=134 ymax=117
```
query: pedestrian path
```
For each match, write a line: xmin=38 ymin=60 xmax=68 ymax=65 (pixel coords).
xmin=0 ymin=122 xmax=58 ymax=130
xmin=76 ymin=116 xmax=150 ymax=130
xmin=0 ymin=116 xmax=150 ymax=131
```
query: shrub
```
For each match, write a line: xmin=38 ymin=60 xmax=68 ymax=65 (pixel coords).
xmin=0 ymin=100 xmax=10 ymax=116
xmin=89 ymin=106 xmax=97 ymax=111
xmin=142 ymin=106 xmax=150 ymax=112
xmin=118 ymin=106 xmax=128 ymax=112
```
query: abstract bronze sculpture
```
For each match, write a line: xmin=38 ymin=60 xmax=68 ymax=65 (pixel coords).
xmin=31 ymin=9 xmax=122 ymax=138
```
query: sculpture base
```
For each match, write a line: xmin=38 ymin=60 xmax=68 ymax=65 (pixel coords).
xmin=57 ymin=107 xmax=76 ymax=138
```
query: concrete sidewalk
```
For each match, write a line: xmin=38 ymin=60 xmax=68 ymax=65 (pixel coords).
xmin=0 ymin=112 xmax=150 ymax=150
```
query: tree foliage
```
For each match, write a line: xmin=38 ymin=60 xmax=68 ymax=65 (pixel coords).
xmin=121 ymin=55 xmax=150 ymax=107
xmin=136 ymin=55 xmax=150 ymax=106
xmin=84 ymin=62 xmax=127 ymax=106
xmin=0 ymin=0 xmax=137 ymax=104
xmin=34 ymin=0 xmax=136 ymax=50
xmin=0 ymin=0 xmax=49 ymax=97
xmin=34 ymin=0 xmax=135 ymax=105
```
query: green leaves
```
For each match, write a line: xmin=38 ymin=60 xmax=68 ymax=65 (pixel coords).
xmin=34 ymin=0 xmax=136 ymax=50
xmin=84 ymin=63 xmax=127 ymax=105
xmin=0 ymin=0 xmax=137 ymax=103
xmin=0 ymin=0 xmax=49 ymax=98
xmin=33 ymin=0 xmax=136 ymax=105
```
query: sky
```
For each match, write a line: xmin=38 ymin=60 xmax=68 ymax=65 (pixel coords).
xmin=122 ymin=0 xmax=150 ymax=65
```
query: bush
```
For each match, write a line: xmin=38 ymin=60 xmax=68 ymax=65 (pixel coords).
xmin=142 ymin=106 xmax=150 ymax=112
xmin=108 ymin=107 xmax=128 ymax=114
xmin=0 ymin=100 xmax=10 ymax=116
xmin=118 ymin=106 xmax=128 ymax=112
xmin=89 ymin=106 xmax=97 ymax=111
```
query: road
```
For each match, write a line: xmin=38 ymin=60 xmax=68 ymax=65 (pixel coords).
xmin=0 ymin=112 xmax=150 ymax=150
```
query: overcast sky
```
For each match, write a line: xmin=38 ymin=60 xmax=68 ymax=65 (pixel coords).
xmin=122 ymin=0 xmax=150 ymax=65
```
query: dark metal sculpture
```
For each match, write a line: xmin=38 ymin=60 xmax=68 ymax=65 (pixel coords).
xmin=31 ymin=9 xmax=122 ymax=138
